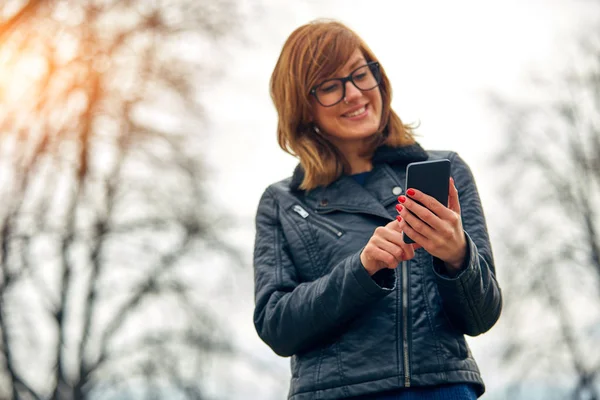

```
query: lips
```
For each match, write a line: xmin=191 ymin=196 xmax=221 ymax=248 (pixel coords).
xmin=342 ymin=104 xmax=368 ymax=118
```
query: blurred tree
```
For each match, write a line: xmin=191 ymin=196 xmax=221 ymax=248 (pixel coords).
xmin=0 ymin=0 xmax=246 ymax=399
xmin=491 ymin=21 xmax=600 ymax=400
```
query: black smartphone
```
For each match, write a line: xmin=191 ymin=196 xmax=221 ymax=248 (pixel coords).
xmin=403 ymin=159 xmax=451 ymax=244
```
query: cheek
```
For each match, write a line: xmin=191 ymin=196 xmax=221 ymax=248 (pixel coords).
xmin=371 ymin=94 xmax=383 ymax=122
xmin=314 ymin=107 xmax=341 ymax=128
xmin=372 ymin=90 xmax=383 ymax=111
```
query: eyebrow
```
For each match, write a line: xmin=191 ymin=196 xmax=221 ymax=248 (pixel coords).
xmin=318 ymin=57 xmax=367 ymax=84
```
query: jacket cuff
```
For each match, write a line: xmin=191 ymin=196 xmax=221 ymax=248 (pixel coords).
xmin=351 ymin=252 xmax=396 ymax=296
xmin=433 ymin=231 xmax=478 ymax=286
xmin=371 ymin=268 xmax=396 ymax=290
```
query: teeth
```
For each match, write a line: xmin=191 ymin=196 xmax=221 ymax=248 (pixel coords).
xmin=345 ymin=106 xmax=366 ymax=117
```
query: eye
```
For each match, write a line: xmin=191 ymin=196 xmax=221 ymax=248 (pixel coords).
xmin=353 ymin=72 xmax=368 ymax=81
xmin=318 ymin=81 xmax=341 ymax=94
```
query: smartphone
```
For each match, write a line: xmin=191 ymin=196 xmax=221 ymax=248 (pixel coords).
xmin=403 ymin=159 xmax=451 ymax=244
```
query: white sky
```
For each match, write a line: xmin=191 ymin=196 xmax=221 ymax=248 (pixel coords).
xmin=201 ymin=1 xmax=598 ymax=398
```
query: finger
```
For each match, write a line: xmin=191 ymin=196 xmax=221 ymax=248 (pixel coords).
xmin=368 ymin=243 xmax=403 ymax=269
xmin=387 ymin=217 xmax=406 ymax=236
xmin=447 ymin=177 xmax=461 ymax=215
xmin=378 ymin=222 xmax=406 ymax=245
xmin=376 ymin=222 xmax=417 ymax=261
xmin=377 ymin=231 xmax=416 ymax=261
xmin=399 ymin=207 xmax=436 ymax=240
xmin=398 ymin=241 xmax=416 ymax=259
xmin=403 ymin=189 xmax=454 ymax=221
xmin=398 ymin=218 xmax=429 ymax=247
xmin=372 ymin=236 xmax=406 ymax=263
xmin=399 ymin=195 xmax=444 ymax=233
xmin=393 ymin=217 xmax=420 ymax=255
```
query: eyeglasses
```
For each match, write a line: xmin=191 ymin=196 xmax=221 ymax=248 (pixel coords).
xmin=310 ymin=61 xmax=382 ymax=107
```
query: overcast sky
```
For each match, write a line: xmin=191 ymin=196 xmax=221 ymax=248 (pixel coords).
xmin=200 ymin=1 xmax=598 ymax=398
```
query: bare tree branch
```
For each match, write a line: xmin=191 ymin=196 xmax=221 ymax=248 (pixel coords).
xmin=492 ymin=23 xmax=600 ymax=399
xmin=0 ymin=0 xmax=251 ymax=399
xmin=0 ymin=0 xmax=43 ymax=42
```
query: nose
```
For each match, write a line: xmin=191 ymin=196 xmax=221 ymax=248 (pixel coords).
xmin=344 ymin=80 xmax=362 ymax=103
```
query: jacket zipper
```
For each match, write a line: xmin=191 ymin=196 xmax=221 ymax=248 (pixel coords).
xmin=292 ymin=205 xmax=344 ymax=238
xmin=317 ymin=205 xmax=392 ymax=222
xmin=316 ymin=205 xmax=366 ymax=214
xmin=402 ymin=260 xmax=410 ymax=387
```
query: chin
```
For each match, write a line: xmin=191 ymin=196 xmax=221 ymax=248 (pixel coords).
xmin=343 ymin=130 xmax=379 ymax=142
xmin=325 ymin=121 xmax=381 ymax=142
xmin=349 ymin=124 xmax=380 ymax=138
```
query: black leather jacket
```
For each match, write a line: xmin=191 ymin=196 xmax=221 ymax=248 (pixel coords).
xmin=253 ymin=144 xmax=502 ymax=399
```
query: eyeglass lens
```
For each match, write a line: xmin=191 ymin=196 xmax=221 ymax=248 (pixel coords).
xmin=314 ymin=64 xmax=380 ymax=106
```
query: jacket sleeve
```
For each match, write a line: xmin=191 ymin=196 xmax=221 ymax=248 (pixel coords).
xmin=432 ymin=152 xmax=502 ymax=336
xmin=253 ymin=188 xmax=395 ymax=357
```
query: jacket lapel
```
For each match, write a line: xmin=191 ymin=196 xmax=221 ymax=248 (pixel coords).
xmin=310 ymin=174 xmax=393 ymax=221
xmin=289 ymin=143 xmax=429 ymax=221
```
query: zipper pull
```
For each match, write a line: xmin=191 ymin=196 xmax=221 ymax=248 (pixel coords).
xmin=292 ymin=205 xmax=309 ymax=219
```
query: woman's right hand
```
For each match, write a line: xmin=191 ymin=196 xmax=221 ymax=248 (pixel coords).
xmin=360 ymin=219 xmax=421 ymax=276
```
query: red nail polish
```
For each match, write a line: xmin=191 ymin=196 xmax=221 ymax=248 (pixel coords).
xmin=398 ymin=195 xmax=406 ymax=203
xmin=396 ymin=215 xmax=402 ymax=222
xmin=407 ymin=189 xmax=415 ymax=196
xmin=396 ymin=204 xmax=403 ymax=212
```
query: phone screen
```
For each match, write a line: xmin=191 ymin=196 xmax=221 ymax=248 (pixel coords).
xmin=403 ymin=159 xmax=451 ymax=244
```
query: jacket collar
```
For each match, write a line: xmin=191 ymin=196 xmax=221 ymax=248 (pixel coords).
xmin=289 ymin=143 xmax=428 ymax=192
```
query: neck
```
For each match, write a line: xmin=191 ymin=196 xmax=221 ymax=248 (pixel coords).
xmin=346 ymin=153 xmax=372 ymax=174
xmin=334 ymin=140 xmax=373 ymax=175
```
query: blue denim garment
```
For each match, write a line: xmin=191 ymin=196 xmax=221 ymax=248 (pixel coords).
xmin=347 ymin=384 xmax=478 ymax=399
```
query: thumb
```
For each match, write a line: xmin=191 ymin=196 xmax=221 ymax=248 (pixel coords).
xmin=448 ymin=177 xmax=461 ymax=215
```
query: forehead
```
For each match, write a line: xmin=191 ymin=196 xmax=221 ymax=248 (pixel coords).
xmin=338 ymin=49 xmax=367 ymax=74
xmin=318 ymin=49 xmax=366 ymax=82
xmin=306 ymin=30 xmax=365 ymax=85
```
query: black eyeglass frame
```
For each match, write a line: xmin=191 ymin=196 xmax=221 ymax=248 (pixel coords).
xmin=309 ymin=61 xmax=382 ymax=107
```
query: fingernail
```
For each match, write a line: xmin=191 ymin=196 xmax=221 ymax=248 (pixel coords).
xmin=396 ymin=215 xmax=402 ymax=222
xmin=395 ymin=204 xmax=403 ymax=212
xmin=407 ymin=189 xmax=415 ymax=196
xmin=398 ymin=195 xmax=406 ymax=203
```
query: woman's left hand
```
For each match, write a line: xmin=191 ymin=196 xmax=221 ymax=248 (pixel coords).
xmin=395 ymin=177 xmax=467 ymax=275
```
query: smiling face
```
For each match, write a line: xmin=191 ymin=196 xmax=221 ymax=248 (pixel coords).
xmin=271 ymin=20 xmax=414 ymax=189
xmin=311 ymin=49 xmax=383 ymax=153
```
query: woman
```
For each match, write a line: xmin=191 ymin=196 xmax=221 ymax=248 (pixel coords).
xmin=253 ymin=19 xmax=502 ymax=400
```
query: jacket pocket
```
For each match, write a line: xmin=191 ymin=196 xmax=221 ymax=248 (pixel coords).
xmin=290 ymin=204 xmax=345 ymax=239
xmin=291 ymin=342 xmax=337 ymax=393
xmin=454 ymin=333 xmax=469 ymax=360
xmin=439 ymin=310 xmax=469 ymax=360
